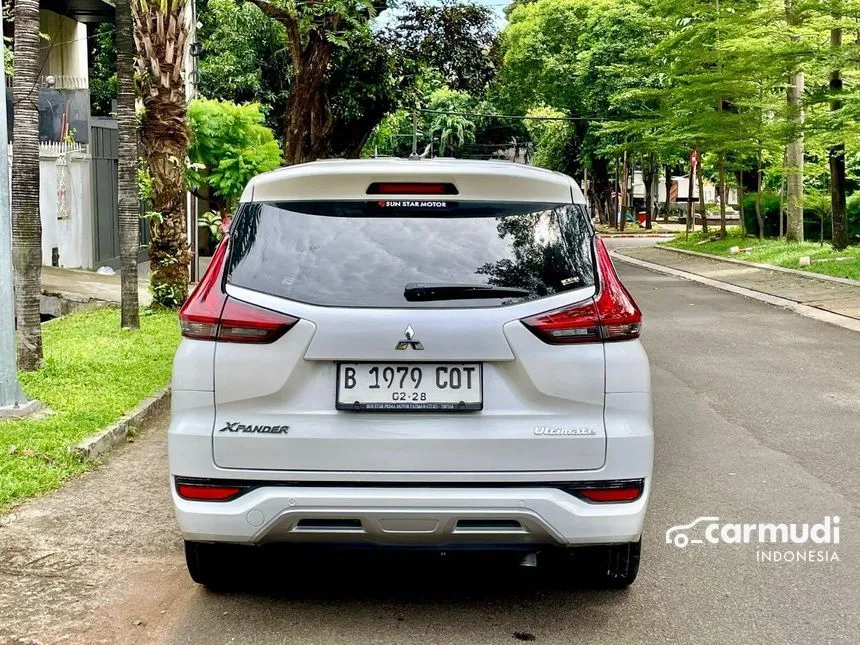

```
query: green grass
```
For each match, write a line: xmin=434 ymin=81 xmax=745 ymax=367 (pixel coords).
xmin=0 ymin=307 xmax=179 ymax=510
xmin=661 ymin=228 xmax=860 ymax=281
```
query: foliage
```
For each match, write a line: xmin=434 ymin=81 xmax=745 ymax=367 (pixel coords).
xmin=3 ymin=35 xmax=11 ymax=77
xmin=427 ymin=88 xmax=477 ymax=155
xmin=196 ymin=0 xmax=290 ymax=133
xmin=663 ymin=229 xmax=860 ymax=280
xmin=741 ymin=192 xmax=783 ymax=238
xmin=325 ymin=24 xmax=414 ymax=157
xmin=526 ymin=106 xmax=574 ymax=173
xmin=493 ymin=0 xmax=860 ymax=244
xmin=0 ymin=308 xmax=179 ymax=510
xmin=364 ymin=109 xmax=414 ymax=157
xmin=89 ymin=23 xmax=117 ymax=116
xmin=186 ymin=98 xmax=281 ymax=214
xmin=382 ymin=0 xmax=500 ymax=95
xmin=198 ymin=210 xmax=225 ymax=241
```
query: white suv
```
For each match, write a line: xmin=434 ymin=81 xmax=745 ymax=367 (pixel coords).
xmin=169 ymin=159 xmax=653 ymax=589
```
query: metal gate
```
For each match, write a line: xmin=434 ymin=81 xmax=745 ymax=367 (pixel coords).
xmin=90 ymin=120 xmax=119 ymax=266
xmin=90 ymin=119 xmax=150 ymax=268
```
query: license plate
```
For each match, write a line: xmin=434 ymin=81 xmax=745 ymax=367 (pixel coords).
xmin=337 ymin=363 xmax=482 ymax=411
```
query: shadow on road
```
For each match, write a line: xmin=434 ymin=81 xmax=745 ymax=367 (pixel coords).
xmin=223 ymin=546 xmax=631 ymax=600
xmin=164 ymin=547 xmax=628 ymax=643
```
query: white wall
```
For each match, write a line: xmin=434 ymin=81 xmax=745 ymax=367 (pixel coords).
xmin=39 ymin=148 xmax=93 ymax=269
xmin=38 ymin=12 xmax=89 ymax=83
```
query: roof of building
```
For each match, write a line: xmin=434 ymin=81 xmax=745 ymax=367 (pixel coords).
xmin=41 ymin=0 xmax=115 ymax=24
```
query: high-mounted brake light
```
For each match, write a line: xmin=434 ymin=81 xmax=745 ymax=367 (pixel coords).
xmin=366 ymin=182 xmax=458 ymax=195
xmin=179 ymin=238 xmax=298 ymax=343
xmin=521 ymin=236 xmax=641 ymax=344
xmin=176 ymin=482 xmax=244 ymax=502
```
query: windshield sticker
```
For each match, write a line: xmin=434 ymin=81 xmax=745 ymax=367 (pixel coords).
xmin=375 ymin=200 xmax=453 ymax=209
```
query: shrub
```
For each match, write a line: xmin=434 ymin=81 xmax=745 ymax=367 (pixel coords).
xmin=187 ymin=98 xmax=282 ymax=216
xmin=742 ymin=191 xmax=860 ymax=243
xmin=741 ymin=192 xmax=781 ymax=237
xmin=848 ymin=193 xmax=860 ymax=243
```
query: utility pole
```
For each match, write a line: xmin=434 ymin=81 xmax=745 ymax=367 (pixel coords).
xmin=410 ymin=109 xmax=419 ymax=159
xmin=0 ymin=1 xmax=36 ymax=414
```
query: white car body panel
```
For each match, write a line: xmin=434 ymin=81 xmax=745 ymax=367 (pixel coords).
xmin=169 ymin=159 xmax=653 ymax=549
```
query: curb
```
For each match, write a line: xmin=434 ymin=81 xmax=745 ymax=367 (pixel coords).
xmin=71 ymin=387 xmax=171 ymax=461
xmin=652 ymin=245 xmax=860 ymax=288
xmin=611 ymin=251 xmax=860 ymax=334
xmin=600 ymin=234 xmax=676 ymax=239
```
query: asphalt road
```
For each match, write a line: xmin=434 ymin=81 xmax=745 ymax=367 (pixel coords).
xmin=1 ymin=254 xmax=858 ymax=645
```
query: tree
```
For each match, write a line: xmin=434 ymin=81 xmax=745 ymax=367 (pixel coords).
xmin=829 ymin=5 xmax=847 ymax=250
xmin=90 ymin=24 xmax=117 ymax=117
xmin=243 ymin=0 xmax=382 ymax=164
xmin=325 ymin=25 xmax=414 ymax=158
xmin=186 ymin=98 xmax=282 ymax=217
xmin=383 ymin=0 xmax=499 ymax=95
xmin=196 ymin=0 xmax=290 ymax=133
xmin=11 ymin=0 xmax=42 ymax=370
xmin=427 ymin=88 xmax=477 ymax=156
xmin=525 ymin=106 xmax=575 ymax=173
xmin=785 ymin=0 xmax=805 ymax=242
xmin=117 ymin=0 xmax=139 ymax=328
xmin=132 ymin=0 xmax=193 ymax=308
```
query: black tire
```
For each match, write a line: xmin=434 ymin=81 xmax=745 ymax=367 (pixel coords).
xmin=184 ymin=540 xmax=248 ymax=590
xmin=548 ymin=539 xmax=641 ymax=589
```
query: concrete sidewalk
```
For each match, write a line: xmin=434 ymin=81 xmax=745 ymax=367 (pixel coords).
xmin=615 ymin=245 xmax=860 ymax=321
xmin=41 ymin=264 xmax=152 ymax=316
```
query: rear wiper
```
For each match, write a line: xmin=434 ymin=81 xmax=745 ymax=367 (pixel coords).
xmin=404 ymin=282 xmax=531 ymax=302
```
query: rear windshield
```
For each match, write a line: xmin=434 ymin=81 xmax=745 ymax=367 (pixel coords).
xmin=226 ymin=201 xmax=595 ymax=308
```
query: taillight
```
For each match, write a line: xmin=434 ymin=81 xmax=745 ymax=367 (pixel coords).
xmin=179 ymin=238 xmax=298 ymax=343
xmin=176 ymin=482 xmax=245 ymax=502
xmin=521 ymin=236 xmax=641 ymax=344
xmin=574 ymin=486 xmax=643 ymax=503
xmin=565 ymin=480 xmax=644 ymax=503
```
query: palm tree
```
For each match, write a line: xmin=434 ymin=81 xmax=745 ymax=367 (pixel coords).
xmin=430 ymin=109 xmax=476 ymax=157
xmin=117 ymin=0 xmax=140 ymax=327
xmin=11 ymin=0 xmax=43 ymax=370
xmin=132 ymin=0 xmax=192 ymax=307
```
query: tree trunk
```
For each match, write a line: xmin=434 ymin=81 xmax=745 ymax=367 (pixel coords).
xmin=282 ymin=31 xmax=336 ymax=164
xmin=614 ymin=154 xmax=621 ymax=229
xmin=735 ymin=170 xmax=746 ymax=236
xmin=133 ymin=0 xmax=192 ymax=307
xmin=643 ymin=153 xmax=656 ymax=230
xmin=11 ymin=0 xmax=43 ymax=370
xmin=620 ymin=151 xmax=628 ymax=231
xmin=829 ymin=23 xmax=847 ymax=251
xmin=697 ymin=160 xmax=708 ymax=234
xmin=588 ymin=158 xmax=609 ymax=224
xmin=117 ymin=0 xmax=139 ymax=328
xmin=664 ymin=164 xmax=672 ymax=221
xmin=755 ymin=151 xmax=765 ymax=240
xmin=686 ymin=169 xmax=694 ymax=239
xmin=718 ymin=152 xmax=727 ymax=235
xmin=785 ymin=1 xmax=804 ymax=242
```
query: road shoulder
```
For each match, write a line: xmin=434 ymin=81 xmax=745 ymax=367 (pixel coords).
xmin=613 ymin=246 xmax=860 ymax=333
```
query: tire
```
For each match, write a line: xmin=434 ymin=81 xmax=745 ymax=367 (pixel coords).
xmin=548 ymin=539 xmax=641 ymax=589
xmin=184 ymin=540 xmax=247 ymax=590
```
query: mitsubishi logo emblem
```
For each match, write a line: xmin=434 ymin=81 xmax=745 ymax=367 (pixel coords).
xmin=396 ymin=324 xmax=424 ymax=350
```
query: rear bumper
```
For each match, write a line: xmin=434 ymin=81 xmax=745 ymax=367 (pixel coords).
xmin=173 ymin=482 xmax=650 ymax=547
